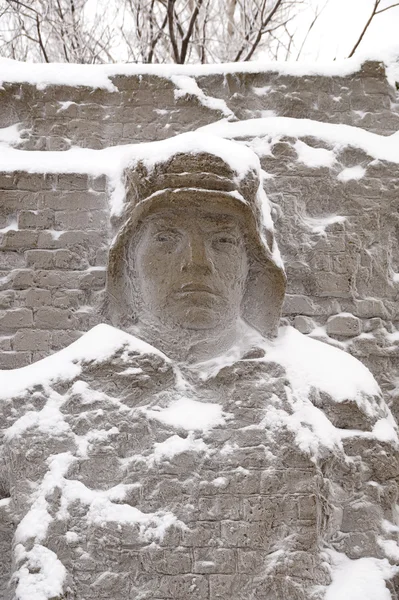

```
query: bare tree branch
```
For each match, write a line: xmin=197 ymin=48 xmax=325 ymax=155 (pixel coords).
xmin=167 ymin=0 xmax=180 ymax=61
xmin=348 ymin=0 xmax=380 ymax=58
xmin=180 ymin=0 xmax=204 ymax=62
xmin=375 ymin=1 xmax=399 ymax=14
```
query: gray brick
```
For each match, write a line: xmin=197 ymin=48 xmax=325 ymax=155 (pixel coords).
xmin=54 ymin=209 xmax=107 ymax=230
xmin=15 ymin=172 xmax=55 ymax=191
xmin=0 ymin=173 xmax=15 ymax=189
xmin=140 ymin=549 xmax=192 ymax=575
xmin=354 ymin=298 xmax=389 ymax=318
xmin=293 ymin=315 xmax=314 ymax=334
xmin=0 ymin=290 xmax=15 ymax=308
xmin=24 ymin=288 xmax=52 ymax=307
xmin=89 ymin=175 xmax=107 ymax=191
xmin=0 ymin=190 xmax=38 ymax=210
xmin=50 ymin=329 xmax=82 ymax=350
xmin=220 ymin=520 xmax=271 ymax=548
xmin=34 ymin=308 xmax=80 ymax=329
xmin=283 ymin=295 xmax=317 ymax=316
xmin=197 ymin=496 xmax=241 ymax=521
xmin=18 ymin=210 xmax=54 ymax=229
xmin=55 ymin=173 xmax=89 ymax=190
xmin=11 ymin=269 xmax=35 ymax=289
xmin=0 ymin=351 xmax=31 ymax=369
xmin=193 ymin=548 xmax=235 ymax=574
xmin=52 ymin=290 xmax=85 ymax=309
xmin=38 ymin=191 xmax=107 ymax=210
xmin=0 ymin=336 xmax=12 ymax=350
xmin=158 ymin=574 xmax=208 ymax=599
xmin=0 ymin=308 xmax=33 ymax=329
xmin=14 ymin=329 xmax=51 ymax=351
xmin=34 ymin=270 xmax=83 ymax=289
xmin=53 ymin=249 xmax=88 ymax=270
xmin=313 ymin=272 xmax=352 ymax=298
xmin=326 ymin=313 xmax=361 ymax=337
xmin=79 ymin=268 xmax=106 ymax=290
xmin=209 ymin=575 xmax=250 ymax=599
xmin=26 ymin=250 xmax=54 ymax=269
xmin=1 ymin=230 xmax=38 ymax=250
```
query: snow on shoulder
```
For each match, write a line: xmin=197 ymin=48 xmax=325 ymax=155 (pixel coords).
xmin=269 ymin=326 xmax=380 ymax=403
xmin=0 ymin=323 xmax=168 ymax=401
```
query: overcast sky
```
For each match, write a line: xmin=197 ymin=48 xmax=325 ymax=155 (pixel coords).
xmin=295 ymin=0 xmax=399 ymax=61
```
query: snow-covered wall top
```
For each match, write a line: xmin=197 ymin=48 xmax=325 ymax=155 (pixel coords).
xmin=0 ymin=56 xmax=398 ymax=422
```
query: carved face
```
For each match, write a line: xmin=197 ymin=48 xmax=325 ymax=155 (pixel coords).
xmin=130 ymin=202 xmax=249 ymax=331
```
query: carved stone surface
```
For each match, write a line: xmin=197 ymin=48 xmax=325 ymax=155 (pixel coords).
xmin=0 ymin=141 xmax=398 ymax=599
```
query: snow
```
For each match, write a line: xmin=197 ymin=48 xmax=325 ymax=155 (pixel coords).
xmin=294 ymin=140 xmax=336 ymax=168
xmin=0 ymin=53 xmax=394 ymax=91
xmin=0 ymin=124 xmax=24 ymax=146
xmin=145 ymin=397 xmax=226 ymax=432
xmin=337 ymin=165 xmax=367 ymax=181
xmin=302 ymin=214 xmax=346 ymax=235
xmin=0 ymin=323 xmax=168 ymax=401
xmin=5 ymin=390 xmax=70 ymax=440
xmin=197 ymin=117 xmax=399 ymax=165
xmin=0 ymin=131 xmax=260 ymax=217
xmin=268 ymin=327 xmax=380 ymax=403
xmin=86 ymin=497 xmax=184 ymax=542
xmin=14 ymin=543 xmax=67 ymax=600
xmin=171 ymin=75 xmax=233 ymax=118
xmin=325 ymin=550 xmax=397 ymax=600
xmin=152 ymin=432 xmax=208 ymax=461
xmin=372 ymin=418 xmax=398 ymax=443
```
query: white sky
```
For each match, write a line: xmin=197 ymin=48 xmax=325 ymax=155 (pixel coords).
xmin=295 ymin=0 xmax=399 ymax=61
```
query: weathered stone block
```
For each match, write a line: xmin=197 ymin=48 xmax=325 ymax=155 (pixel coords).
xmin=79 ymin=268 xmax=106 ymax=289
xmin=34 ymin=307 xmax=79 ymax=329
xmin=24 ymin=288 xmax=52 ymax=307
xmin=14 ymin=329 xmax=51 ymax=351
xmin=326 ymin=313 xmax=361 ymax=337
xmin=11 ymin=269 xmax=35 ymax=289
xmin=0 ymin=335 xmax=12 ymax=350
xmin=220 ymin=520 xmax=271 ymax=548
xmin=0 ymin=290 xmax=15 ymax=308
xmin=354 ymin=298 xmax=389 ymax=318
xmin=193 ymin=548 xmax=235 ymax=574
xmin=38 ymin=191 xmax=106 ymax=210
xmin=18 ymin=209 xmax=54 ymax=229
xmin=197 ymin=496 xmax=241 ymax=521
xmin=0 ymin=351 xmax=31 ymax=368
xmin=158 ymin=574 xmax=208 ymax=598
xmin=0 ymin=308 xmax=33 ymax=329
xmin=209 ymin=574 xmax=250 ymax=599
xmin=26 ymin=249 xmax=54 ymax=269
xmin=313 ymin=272 xmax=351 ymax=298
xmin=1 ymin=230 xmax=38 ymax=250
xmin=283 ymin=295 xmax=317 ymax=316
xmin=293 ymin=315 xmax=314 ymax=334
xmin=54 ymin=209 xmax=107 ymax=230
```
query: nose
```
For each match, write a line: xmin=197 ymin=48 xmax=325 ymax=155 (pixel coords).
xmin=180 ymin=232 xmax=213 ymax=272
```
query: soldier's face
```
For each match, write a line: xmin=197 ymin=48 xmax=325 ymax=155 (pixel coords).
xmin=131 ymin=203 xmax=248 ymax=331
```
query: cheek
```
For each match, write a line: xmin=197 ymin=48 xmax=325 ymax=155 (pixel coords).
xmin=135 ymin=247 xmax=175 ymax=296
xmin=216 ymin=250 xmax=248 ymax=291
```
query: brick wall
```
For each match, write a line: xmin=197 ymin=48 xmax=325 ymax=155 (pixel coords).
xmin=0 ymin=59 xmax=398 ymax=414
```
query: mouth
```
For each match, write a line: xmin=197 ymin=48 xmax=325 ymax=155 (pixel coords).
xmin=178 ymin=283 xmax=217 ymax=295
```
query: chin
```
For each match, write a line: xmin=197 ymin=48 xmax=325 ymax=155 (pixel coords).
xmin=173 ymin=307 xmax=223 ymax=331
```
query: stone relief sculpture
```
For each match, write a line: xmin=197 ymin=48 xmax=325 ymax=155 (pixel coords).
xmin=0 ymin=135 xmax=398 ymax=600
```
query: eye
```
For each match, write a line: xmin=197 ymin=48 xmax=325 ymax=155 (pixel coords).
xmin=212 ymin=233 xmax=239 ymax=247
xmin=154 ymin=230 xmax=180 ymax=243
